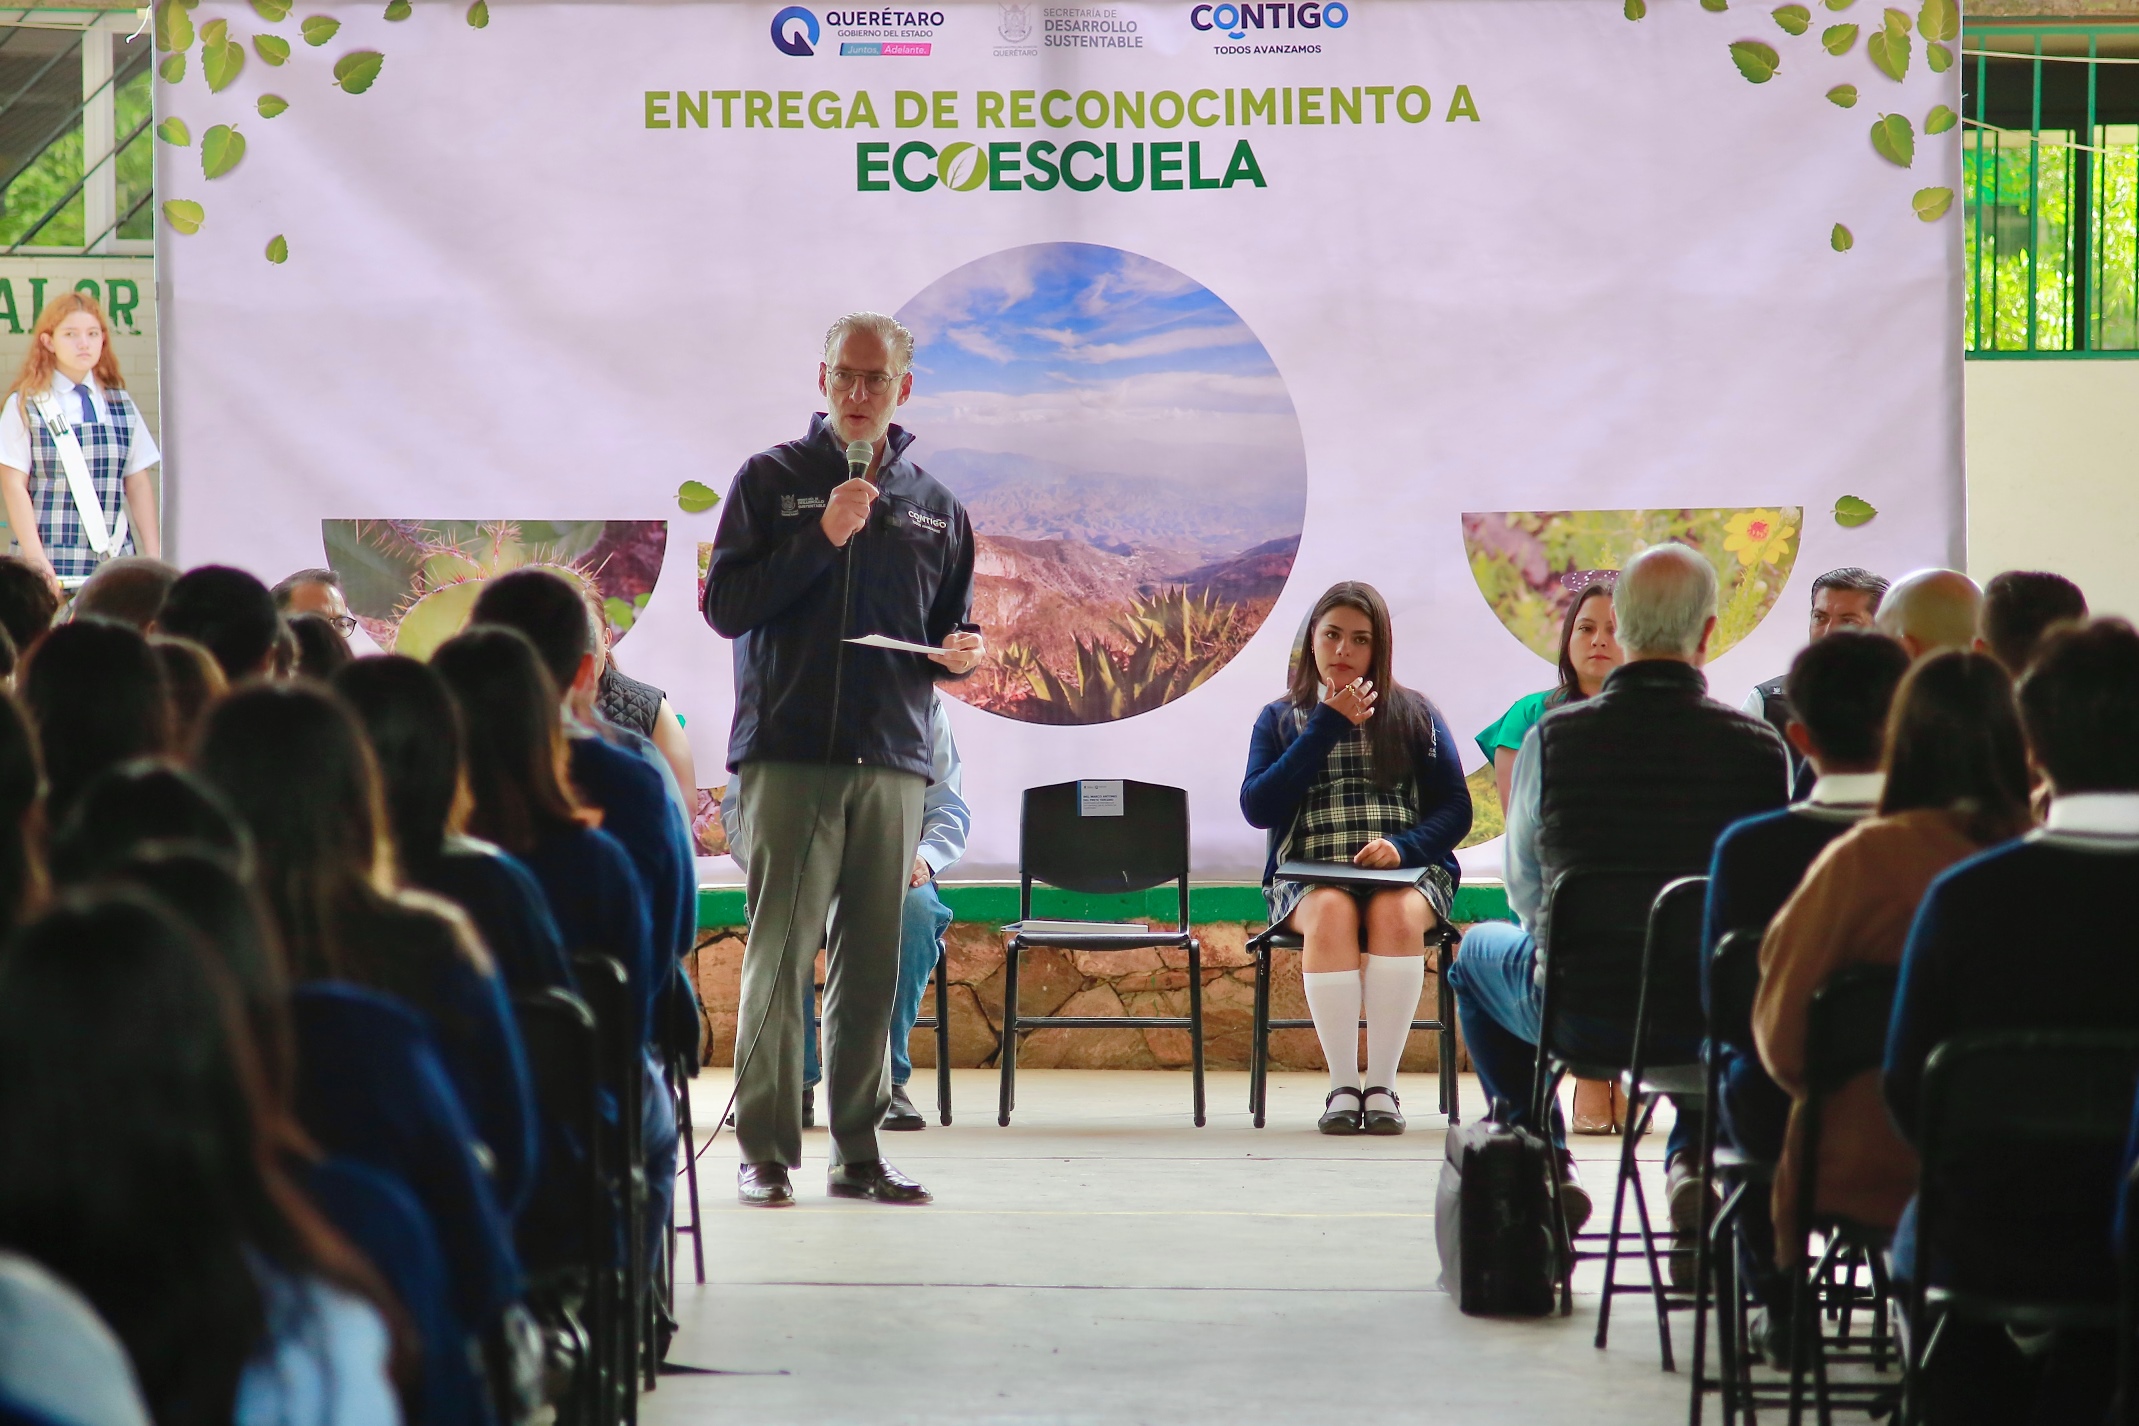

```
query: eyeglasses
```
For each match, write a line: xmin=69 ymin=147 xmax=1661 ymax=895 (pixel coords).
xmin=827 ymin=368 xmax=897 ymax=394
xmin=325 ymin=615 xmax=357 ymax=634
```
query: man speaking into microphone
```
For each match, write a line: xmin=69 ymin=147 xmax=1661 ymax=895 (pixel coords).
xmin=703 ymin=311 xmax=981 ymax=1207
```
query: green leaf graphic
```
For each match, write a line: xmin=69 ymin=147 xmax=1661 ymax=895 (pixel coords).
xmin=256 ymin=93 xmax=288 ymax=118
xmin=384 ymin=0 xmax=412 ymax=17
xmin=156 ymin=116 xmax=191 ymax=146
xmin=1925 ymin=103 xmax=1957 ymax=134
xmin=1868 ymin=9 xmax=1911 ymax=79
xmin=1871 ymin=112 xmax=1916 ymax=167
xmin=251 ymin=0 xmax=292 ymax=18
xmin=676 ymin=480 xmax=721 ymax=514
xmin=156 ymin=0 xmax=194 ymax=52
xmin=1774 ymin=4 xmax=1810 ymax=33
xmin=1824 ymin=0 xmax=1854 ymax=9
xmin=201 ymin=124 xmax=246 ymax=179
xmin=301 ymin=14 xmax=340 ymax=44
xmin=466 ymin=0 xmax=488 ymax=26
xmin=158 ymin=52 xmax=185 ymax=83
xmin=162 ymin=199 xmax=204 ymax=235
xmin=199 ymin=16 xmax=226 ymax=45
xmin=1731 ymin=39 xmax=1781 ymax=82
xmin=1912 ymin=185 xmax=1954 ymax=221
xmin=202 ymin=39 xmax=244 ymax=92
xmin=1822 ymin=22 xmax=1858 ymax=52
xmin=253 ymin=32 xmax=289 ymax=63
xmin=1828 ymin=83 xmax=1858 ymax=106
xmin=1834 ymin=495 xmax=1878 ymax=527
xmin=1832 ymin=223 xmax=1854 ymax=251
xmin=1701 ymin=0 xmax=1728 ymax=13
xmin=1916 ymin=0 xmax=1957 ymax=40
xmin=1927 ymin=40 xmax=1953 ymax=71
xmin=265 ymin=234 xmax=288 ymax=264
xmin=332 ymin=49 xmax=383 ymax=93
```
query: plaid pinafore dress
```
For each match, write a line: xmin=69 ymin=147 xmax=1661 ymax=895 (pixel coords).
xmin=23 ymin=384 xmax=138 ymax=584
xmin=1266 ymin=707 xmax=1456 ymax=926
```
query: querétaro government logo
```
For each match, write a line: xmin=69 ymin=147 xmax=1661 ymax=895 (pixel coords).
xmin=998 ymin=2 xmax=1033 ymax=41
xmin=771 ymin=5 xmax=820 ymax=54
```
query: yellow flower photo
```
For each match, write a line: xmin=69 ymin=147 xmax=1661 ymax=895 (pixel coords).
xmin=1724 ymin=508 xmax=1797 ymax=567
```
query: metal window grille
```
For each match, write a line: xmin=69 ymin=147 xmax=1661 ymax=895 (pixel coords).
xmin=0 ymin=8 xmax=154 ymax=255
xmin=1965 ymin=24 xmax=2139 ymax=356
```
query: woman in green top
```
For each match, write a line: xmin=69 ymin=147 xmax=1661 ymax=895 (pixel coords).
xmin=1474 ymin=573 xmax=1624 ymax=810
xmin=1474 ymin=573 xmax=1625 ymax=1131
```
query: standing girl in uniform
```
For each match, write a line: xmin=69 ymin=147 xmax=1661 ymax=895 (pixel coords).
xmin=0 ymin=294 xmax=160 ymax=596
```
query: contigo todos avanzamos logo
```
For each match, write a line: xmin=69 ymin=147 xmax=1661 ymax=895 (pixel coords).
xmin=1190 ymin=0 xmax=1347 ymax=39
xmin=771 ymin=5 xmax=821 ymax=53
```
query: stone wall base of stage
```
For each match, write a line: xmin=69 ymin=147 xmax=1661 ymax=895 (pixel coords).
xmin=686 ymin=922 xmax=1475 ymax=1074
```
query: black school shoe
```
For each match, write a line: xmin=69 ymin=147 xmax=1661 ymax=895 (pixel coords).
xmin=1361 ymin=1087 xmax=1405 ymax=1135
xmin=827 ymin=1159 xmax=932 ymax=1204
xmin=1318 ymin=1086 xmax=1364 ymax=1135
xmin=883 ymin=1083 xmax=925 ymax=1131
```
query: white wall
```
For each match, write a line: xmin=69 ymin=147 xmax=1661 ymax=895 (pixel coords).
xmin=1966 ymin=359 xmax=2139 ymax=620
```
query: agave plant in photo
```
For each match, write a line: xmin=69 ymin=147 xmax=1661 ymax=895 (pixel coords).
xmin=1015 ymin=586 xmax=1255 ymax=724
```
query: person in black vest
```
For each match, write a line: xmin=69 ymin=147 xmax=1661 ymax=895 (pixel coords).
xmin=1743 ymin=567 xmax=1887 ymax=789
xmin=1448 ymin=541 xmax=1789 ymax=1237
xmin=1700 ymin=629 xmax=1909 ymax=1363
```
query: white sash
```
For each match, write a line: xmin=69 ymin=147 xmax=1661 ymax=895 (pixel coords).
xmin=29 ymin=388 xmax=128 ymax=562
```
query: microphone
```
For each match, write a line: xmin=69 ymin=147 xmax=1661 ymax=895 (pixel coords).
xmin=846 ymin=439 xmax=873 ymax=483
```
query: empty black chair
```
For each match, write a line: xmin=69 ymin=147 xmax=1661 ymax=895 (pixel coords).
xmin=1526 ymin=868 xmax=1704 ymax=1356
xmin=1244 ymin=885 xmax=1460 ymax=1128
xmin=998 ymin=780 xmax=1204 ymax=1126
xmin=1784 ymin=964 xmax=1902 ymax=1424
xmin=515 ymin=987 xmax=608 ymax=1426
xmin=1904 ymin=1031 xmax=2139 ymax=1425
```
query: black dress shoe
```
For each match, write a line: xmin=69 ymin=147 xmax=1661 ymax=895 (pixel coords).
xmin=737 ymin=1161 xmax=794 ymax=1207
xmin=883 ymin=1084 xmax=925 ymax=1131
xmin=1361 ymin=1087 xmax=1405 ymax=1136
xmin=827 ymin=1158 xmax=932 ymax=1204
xmin=1318 ymin=1086 xmax=1364 ymax=1135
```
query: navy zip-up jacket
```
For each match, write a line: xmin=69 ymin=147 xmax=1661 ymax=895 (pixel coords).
xmin=705 ymin=413 xmax=976 ymax=779
xmin=1240 ymin=696 xmax=1471 ymax=890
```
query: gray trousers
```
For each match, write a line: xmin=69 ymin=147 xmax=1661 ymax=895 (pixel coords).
xmin=733 ymin=760 xmax=925 ymax=1169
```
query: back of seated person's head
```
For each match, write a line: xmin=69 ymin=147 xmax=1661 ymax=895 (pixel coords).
xmin=148 ymin=635 xmax=226 ymax=750
xmin=0 ymin=558 xmax=58 ymax=658
xmin=0 ymin=888 xmax=393 ymax=1426
xmin=1784 ymin=630 xmax=1911 ymax=772
xmin=0 ymin=693 xmax=42 ymax=936
xmin=331 ymin=655 xmax=464 ymax=874
xmin=1875 ymin=568 xmax=1984 ymax=659
xmin=71 ymin=556 xmax=178 ymax=631
xmin=287 ymin=613 xmax=352 ymax=681
xmin=470 ymin=568 xmax=591 ymax=698
xmin=157 ymin=566 xmax=280 ymax=683
xmin=0 ymin=622 xmax=20 ymax=689
xmin=1880 ymin=648 xmax=2033 ymax=843
xmin=20 ymin=619 xmax=172 ymax=828
xmin=194 ymin=683 xmax=392 ymax=982
xmin=102 ymin=844 xmax=291 ymax=1103
xmin=51 ymin=759 xmax=250 ymax=885
xmin=1612 ymin=541 xmax=1718 ymax=661
xmin=1980 ymin=570 xmax=2088 ymax=675
xmin=2016 ymin=618 xmax=2139 ymax=796
xmin=431 ymin=625 xmax=585 ymax=857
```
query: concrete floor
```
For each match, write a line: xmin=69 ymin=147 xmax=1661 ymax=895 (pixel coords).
xmin=648 ymin=1070 xmax=1698 ymax=1426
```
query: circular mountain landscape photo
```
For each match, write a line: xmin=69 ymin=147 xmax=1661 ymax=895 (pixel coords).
xmin=898 ymin=242 xmax=1306 ymax=725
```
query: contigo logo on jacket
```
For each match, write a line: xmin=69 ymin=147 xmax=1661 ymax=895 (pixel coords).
xmin=905 ymin=508 xmax=948 ymax=533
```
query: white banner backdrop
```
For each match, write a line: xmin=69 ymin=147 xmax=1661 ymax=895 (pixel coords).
xmin=156 ymin=0 xmax=1964 ymax=879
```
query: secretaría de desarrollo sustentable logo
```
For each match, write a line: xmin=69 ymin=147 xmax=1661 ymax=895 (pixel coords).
xmin=771 ymin=5 xmax=821 ymax=54
xmin=1191 ymin=0 xmax=1347 ymax=44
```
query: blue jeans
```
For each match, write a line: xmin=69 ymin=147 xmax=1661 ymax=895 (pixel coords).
xmin=805 ymin=881 xmax=952 ymax=1088
xmin=1447 ymin=921 xmax=1701 ymax=1163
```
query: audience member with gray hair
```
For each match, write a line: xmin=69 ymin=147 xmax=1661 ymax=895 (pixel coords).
xmin=1449 ymin=542 xmax=1789 ymax=1264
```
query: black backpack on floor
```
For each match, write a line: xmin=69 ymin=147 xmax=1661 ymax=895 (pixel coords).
xmin=1434 ymin=1101 xmax=1559 ymax=1316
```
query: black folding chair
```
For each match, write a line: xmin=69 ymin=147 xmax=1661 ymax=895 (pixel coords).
xmin=1244 ymin=886 xmax=1460 ymax=1129
xmin=811 ymin=946 xmax=956 ymax=1124
xmin=998 ymin=780 xmax=1204 ymax=1127
xmin=572 ymin=954 xmax=646 ymax=1420
xmin=1594 ymin=875 xmax=1711 ymax=1367
xmin=1528 ymin=867 xmax=1704 ymax=1355
xmin=514 ymin=987 xmax=608 ymax=1426
xmin=1904 ymin=1030 xmax=2139 ymax=1426
xmin=1784 ymin=965 xmax=1902 ymax=1425
xmin=1689 ymin=929 xmax=1789 ymax=1426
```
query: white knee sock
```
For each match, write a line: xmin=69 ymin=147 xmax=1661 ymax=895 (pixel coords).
xmin=1302 ymin=970 xmax=1363 ymax=1096
xmin=1361 ymin=955 xmax=1426 ymax=1110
